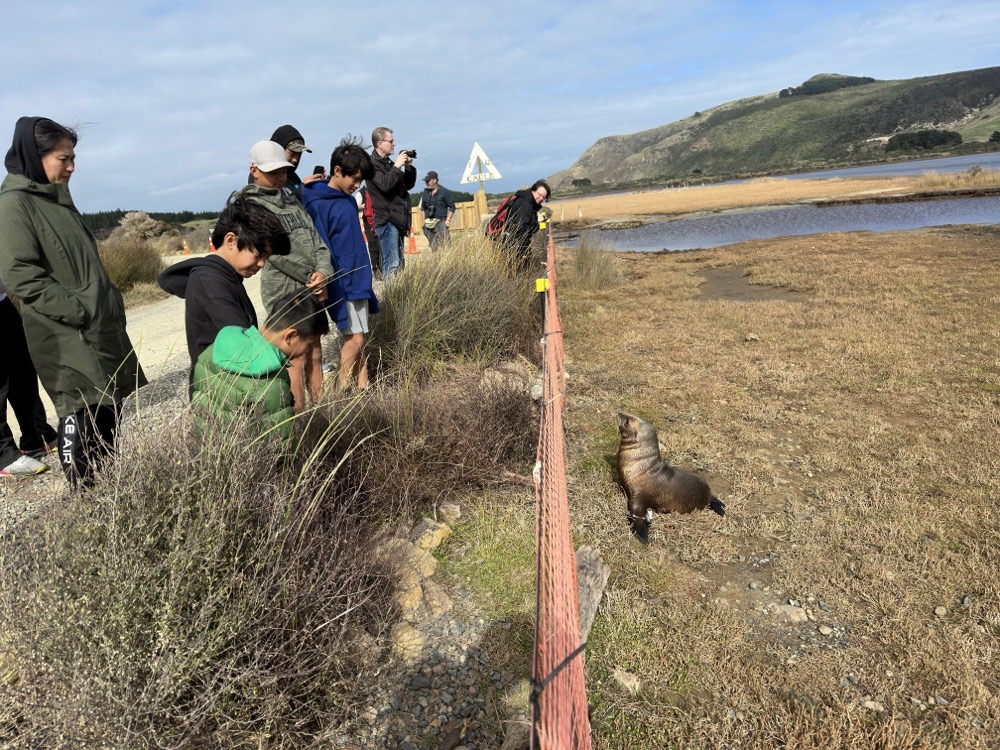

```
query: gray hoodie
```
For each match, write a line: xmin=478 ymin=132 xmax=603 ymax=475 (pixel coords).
xmin=239 ymin=184 xmax=333 ymax=317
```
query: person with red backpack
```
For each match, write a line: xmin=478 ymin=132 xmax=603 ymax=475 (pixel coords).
xmin=486 ymin=179 xmax=551 ymax=273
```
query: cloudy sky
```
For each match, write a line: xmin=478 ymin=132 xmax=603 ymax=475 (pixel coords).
xmin=1 ymin=0 xmax=997 ymax=213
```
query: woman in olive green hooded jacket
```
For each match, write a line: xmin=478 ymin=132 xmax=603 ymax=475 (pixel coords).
xmin=0 ymin=116 xmax=147 ymax=486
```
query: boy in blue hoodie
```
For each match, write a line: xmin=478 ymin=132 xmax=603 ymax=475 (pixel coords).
xmin=302 ymin=138 xmax=379 ymax=390
xmin=192 ymin=291 xmax=329 ymax=448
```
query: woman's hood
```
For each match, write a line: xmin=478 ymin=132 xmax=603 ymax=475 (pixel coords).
xmin=4 ymin=116 xmax=48 ymax=183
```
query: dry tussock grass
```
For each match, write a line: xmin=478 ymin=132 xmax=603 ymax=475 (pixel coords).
xmin=915 ymin=166 xmax=1000 ymax=191
xmin=548 ymin=176 xmax=925 ymax=223
xmin=549 ymin=225 xmax=1000 ymax=747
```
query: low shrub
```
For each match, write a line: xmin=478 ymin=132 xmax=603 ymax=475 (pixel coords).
xmin=318 ymin=366 xmax=538 ymax=520
xmin=99 ymin=234 xmax=163 ymax=291
xmin=0 ymin=411 xmax=395 ymax=749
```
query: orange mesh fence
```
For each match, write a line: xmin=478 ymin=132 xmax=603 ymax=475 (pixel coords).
xmin=530 ymin=226 xmax=592 ymax=750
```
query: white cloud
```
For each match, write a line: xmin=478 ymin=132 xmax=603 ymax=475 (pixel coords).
xmin=1 ymin=0 xmax=996 ymax=211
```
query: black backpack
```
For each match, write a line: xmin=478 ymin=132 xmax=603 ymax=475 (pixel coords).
xmin=485 ymin=194 xmax=518 ymax=237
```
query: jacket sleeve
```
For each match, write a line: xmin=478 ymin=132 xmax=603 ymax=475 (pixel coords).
xmin=368 ymin=158 xmax=404 ymax=193
xmin=402 ymin=165 xmax=417 ymax=191
xmin=263 ymin=253 xmax=310 ymax=285
xmin=0 ymin=197 xmax=90 ymax=329
xmin=313 ymin=226 xmax=334 ymax=280
xmin=444 ymin=188 xmax=456 ymax=213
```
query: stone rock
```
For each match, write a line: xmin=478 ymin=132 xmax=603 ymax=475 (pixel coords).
xmin=576 ymin=546 xmax=610 ymax=642
xmin=612 ymin=667 xmax=641 ymax=695
xmin=481 ymin=358 xmax=536 ymax=397
xmin=772 ymin=604 xmax=809 ymax=624
xmin=410 ymin=518 xmax=453 ymax=553
xmin=391 ymin=622 xmax=425 ymax=663
xmin=423 ymin=579 xmax=454 ymax=618
xmin=439 ymin=502 xmax=462 ymax=526
xmin=934 ymin=606 xmax=947 ymax=618
xmin=396 ymin=568 xmax=424 ymax=617
xmin=745 ymin=332 xmax=760 ymax=342
xmin=860 ymin=699 xmax=885 ymax=712
xmin=500 ymin=718 xmax=531 ymax=750
xmin=377 ymin=536 xmax=438 ymax=579
xmin=818 ymin=625 xmax=834 ymax=636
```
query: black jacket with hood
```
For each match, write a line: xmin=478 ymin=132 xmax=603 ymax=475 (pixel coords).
xmin=157 ymin=255 xmax=258 ymax=380
xmin=502 ymin=188 xmax=543 ymax=264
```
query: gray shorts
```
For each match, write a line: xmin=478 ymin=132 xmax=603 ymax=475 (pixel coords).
xmin=341 ymin=299 xmax=369 ymax=334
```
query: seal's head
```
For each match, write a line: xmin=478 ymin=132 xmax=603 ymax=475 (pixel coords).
xmin=617 ymin=412 xmax=639 ymax=441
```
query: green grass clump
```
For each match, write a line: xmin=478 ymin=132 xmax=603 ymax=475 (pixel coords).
xmin=368 ymin=233 xmax=537 ymax=378
xmin=569 ymin=232 xmax=624 ymax=291
xmin=99 ymin=234 xmax=164 ymax=291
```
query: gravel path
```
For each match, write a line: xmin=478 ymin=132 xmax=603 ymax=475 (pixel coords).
xmin=337 ymin=583 xmax=521 ymax=749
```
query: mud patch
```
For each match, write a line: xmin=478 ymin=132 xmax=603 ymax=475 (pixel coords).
xmin=699 ymin=267 xmax=809 ymax=302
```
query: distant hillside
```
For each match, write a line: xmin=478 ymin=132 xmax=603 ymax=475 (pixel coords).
xmin=550 ymin=67 xmax=1000 ymax=191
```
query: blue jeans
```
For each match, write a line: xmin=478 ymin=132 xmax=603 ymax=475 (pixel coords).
xmin=376 ymin=222 xmax=402 ymax=279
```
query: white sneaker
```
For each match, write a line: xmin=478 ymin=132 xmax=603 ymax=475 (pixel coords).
xmin=0 ymin=454 xmax=49 ymax=477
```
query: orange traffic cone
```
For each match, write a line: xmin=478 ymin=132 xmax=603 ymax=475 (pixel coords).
xmin=208 ymin=230 xmax=215 ymax=253
xmin=182 ymin=240 xmax=190 ymax=255
xmin=405 ymin=229 xmax=419 ymax=254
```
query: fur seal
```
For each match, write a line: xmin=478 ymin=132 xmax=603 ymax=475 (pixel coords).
xmin=616 ymin=412 xmax=725 ymax=542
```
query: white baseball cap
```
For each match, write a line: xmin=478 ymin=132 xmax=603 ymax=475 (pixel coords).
xmin=249 ymin=140 xmax=294 ymax=172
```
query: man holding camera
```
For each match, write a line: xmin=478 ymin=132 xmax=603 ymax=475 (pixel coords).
xmin=367 ymin=126 xmax=416 ymax=279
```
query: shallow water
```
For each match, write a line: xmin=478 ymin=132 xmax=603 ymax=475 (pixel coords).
xmin=590 ymin=194 xmax=1000 ymax=252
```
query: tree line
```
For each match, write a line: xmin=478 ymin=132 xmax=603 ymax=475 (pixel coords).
xmin=779 ymin=76 xmax=877 ymax=98
xmin=81 ymin=209 xmax=219 ymax=233
xmin=885 ymin=130 xmax=963 ymax=152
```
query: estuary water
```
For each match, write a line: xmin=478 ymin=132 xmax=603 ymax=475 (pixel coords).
xmin=594 ymin=195 xmax=1000 ymax=252
xmin=783 ymin=151 xmax=1000 ymax=180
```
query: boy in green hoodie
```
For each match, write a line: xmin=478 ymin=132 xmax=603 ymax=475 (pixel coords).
xmin=191 ymin=291 xmax=329 ymax=448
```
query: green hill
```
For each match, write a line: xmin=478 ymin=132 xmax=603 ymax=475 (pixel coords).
xmin=550 ymin=67 xmax=1000 ymax=190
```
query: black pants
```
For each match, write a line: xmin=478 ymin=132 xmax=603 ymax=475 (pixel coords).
xmin=0 ymin=296 xmax=58 ymax=467
xmin=58 ymin=402 xmax=122 ymax=488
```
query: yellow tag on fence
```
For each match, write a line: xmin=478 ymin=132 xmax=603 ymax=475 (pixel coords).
xmin=535 ymin=278 xmax=549 ymax=293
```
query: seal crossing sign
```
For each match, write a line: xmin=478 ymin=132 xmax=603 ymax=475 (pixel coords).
xmin=460 ymin=142 xmax=502 ymax=184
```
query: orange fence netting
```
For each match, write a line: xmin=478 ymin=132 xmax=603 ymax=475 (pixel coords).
xmin=530 ymin=226 xmax=592 ymax=750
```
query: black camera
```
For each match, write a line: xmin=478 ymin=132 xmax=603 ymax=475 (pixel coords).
xmin=403 ymin=150 xmax=417 ymax=158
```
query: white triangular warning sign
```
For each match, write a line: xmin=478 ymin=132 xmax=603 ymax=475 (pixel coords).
xmin=460 ymin=142 xmax=502 ymax=184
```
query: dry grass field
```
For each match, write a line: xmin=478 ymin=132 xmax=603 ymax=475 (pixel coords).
xmin=444 ymin=180 xmax=1000 ymax=747
xmin=546 ymin=172 xmax=1000 ymax=225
